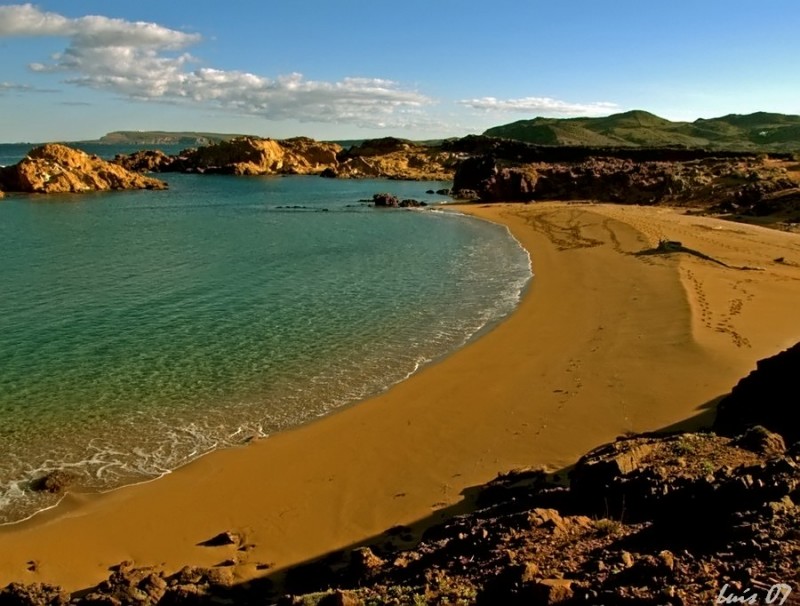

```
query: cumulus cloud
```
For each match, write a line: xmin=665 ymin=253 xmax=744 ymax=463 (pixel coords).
xmin=0 ymin=4 xmax=200 ymax=48
xmin=459 ymin=96 xmax=619 ymax=116
xmin=0 ymin=4 xmax=431 ymax=128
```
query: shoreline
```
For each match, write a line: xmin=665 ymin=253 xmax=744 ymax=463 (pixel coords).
xmin=2 ymin=202 xmax=800 ymax=592
xmin=0 ymin=203 xmax=530 ymax=529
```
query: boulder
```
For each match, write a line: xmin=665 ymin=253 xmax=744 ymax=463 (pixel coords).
xmin=372 ymin=193 xmax=399 ymax=207
xmin=113 ymin=149 xmax=173 ymax=173
xmin=348 ymin=547 xmax=384 ymax=579
xmin=30 ymin=469 xmax=78 ymax=494
xmin=5 ymin=144 xmax=167 ymax=193
xmin=733 ymin=425 xmax=786 ymax=456
xmin=528 ymin=578 xmax=573 ymax=604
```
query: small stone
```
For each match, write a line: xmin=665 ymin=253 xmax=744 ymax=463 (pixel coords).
xmin=520 ymin=562 xmax=540 ymax=582
xmin=199 ymin=531 xmax=241 ymax=547
xmin=530 ymin=578 xmax=573 ymax=604
xmin=621 ymin=551 xmax=634 ymax=568
xmin=659 ymin=550 xmax=675 ymax=571
xmin=348 ymin=547 xmax=384 ymax=577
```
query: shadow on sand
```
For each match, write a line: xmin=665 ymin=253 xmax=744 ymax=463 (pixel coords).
xmin=82 ymin=394 xmax=726 ymax=604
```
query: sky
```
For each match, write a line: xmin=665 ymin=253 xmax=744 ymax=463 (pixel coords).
xmin=0 ymin=1 xmax=798 ymax=142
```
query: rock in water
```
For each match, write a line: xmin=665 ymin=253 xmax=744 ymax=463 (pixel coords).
xmin=4 ymin=144 xmax=167 ymax=193
xmin=30 ymin=469 xmax=78 ymax=494
xmin=372 ymin=193 xmax=399 ymax=207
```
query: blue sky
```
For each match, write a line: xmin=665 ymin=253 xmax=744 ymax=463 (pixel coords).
xmin=0 ymin=1 xmax=798 ymax=142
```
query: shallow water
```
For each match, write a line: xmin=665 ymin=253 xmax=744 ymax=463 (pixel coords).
xmin=0 ymin=171 xmax=531 ymax=524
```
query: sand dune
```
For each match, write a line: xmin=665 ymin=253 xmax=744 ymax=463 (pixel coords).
xmin=2 ymin=202 xmax=799 ymax=592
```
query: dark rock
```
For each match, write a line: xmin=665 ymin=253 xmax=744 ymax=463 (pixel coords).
xmin=733 ymin=426 xmax=786 ymax=456
xmin=198 ymin=531 xmax=240 ymax=547
xmin=453 ymin=189 xmax=480 ymax=200
xmin=436 ymin=188 xmax=451 ymax=195
xmin=372 ymin=193 xmax=399 ymax=207
xmin=114 ymin=150 xmax=172 ymax=173
xmin=398 ymin=198 xmax=422 ymax=207
xmin=320 ymin=167 xmax=338 ymax=178
xmin=30 ymin=470 xmax=77 ymax=494
xmin=0 ymin=583 xmax=70 ymax=606
xmin=348 ymin=547 xmax=384 ymax=579
xmin=715 ymin=342 xmax=800 ymax=445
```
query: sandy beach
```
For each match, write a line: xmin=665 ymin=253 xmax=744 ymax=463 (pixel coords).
xmin=2 ymin=201 xmax=800 ymax=593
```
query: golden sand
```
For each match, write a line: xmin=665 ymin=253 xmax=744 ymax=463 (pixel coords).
xmin=2 ymin=202 xmax=799 ymax=591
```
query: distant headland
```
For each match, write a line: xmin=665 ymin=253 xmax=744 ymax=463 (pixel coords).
xmin=37 ymin=109 xmax=798 ymax=152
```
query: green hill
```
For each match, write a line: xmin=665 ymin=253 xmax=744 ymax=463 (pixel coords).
xmin=483 ymin=111 xmax=800 ymax=151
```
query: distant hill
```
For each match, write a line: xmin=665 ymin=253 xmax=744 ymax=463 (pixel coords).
xmin=87 ymin=131 xmax=247 ymax=146
xmin=483 ymin=110 xmax=800 ymax=151
xmin=80 ymin=133 xmax=446 ymax=149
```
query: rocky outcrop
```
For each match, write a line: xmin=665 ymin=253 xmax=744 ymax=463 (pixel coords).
xmin=115 ymin=136 xmax=341 ymax=176
xmin=0 ymin=144 xmax=167 ymax=194
xmin=113 ymin=149 xmax=172 ymax=173
xmin=267 ymin=427 xmax=798 ymax=606
xmin=179 ymin=136 xmax=340 ymax=176
xmin=336 ymin=138 xmax=459 ymax=180
xmin=715 ymin=342 xmax=800 ymax=445
xmin=453 ymin=154 xmax=800 ymax=209
xmin=115 ymin=136 xmax=462 ymax=181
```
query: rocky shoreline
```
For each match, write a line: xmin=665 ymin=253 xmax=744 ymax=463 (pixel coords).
xmin=113 ymin=136 xmax=460 ymax=181
xmin=2 ymin=136 xmax=799 ymax=232
xmin=0 ymin=144 xmax=166 ymax=194
xmin=2 ymin=343 xmax=797 ymax=605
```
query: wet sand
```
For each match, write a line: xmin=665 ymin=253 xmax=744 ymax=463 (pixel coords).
xmin=2 ymin=202 xmax=799 ymax=592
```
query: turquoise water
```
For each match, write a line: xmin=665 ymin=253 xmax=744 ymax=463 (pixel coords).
xmin=0 ymin=163 xmax=531 ymax=525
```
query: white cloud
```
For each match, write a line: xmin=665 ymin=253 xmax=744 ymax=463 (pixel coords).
xmin=0 ymin=4 xmax=431 ymax=128
xmin=0 ymin=4 xmax=200 ymax=48
xmin=0 ymin=80 xmax=58 ymax=93
xmin=459 ymin=96 xmax=619 ymax=116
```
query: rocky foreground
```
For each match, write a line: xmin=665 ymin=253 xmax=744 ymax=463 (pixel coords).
xmin=0 ymin=144 xmax=166 ymax=194
xmin=2 ymin=343 xmax=797 ymax=605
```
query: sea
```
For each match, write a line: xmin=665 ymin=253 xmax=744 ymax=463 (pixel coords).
xmin=0 ymin=142 xmax=531 ymax=524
